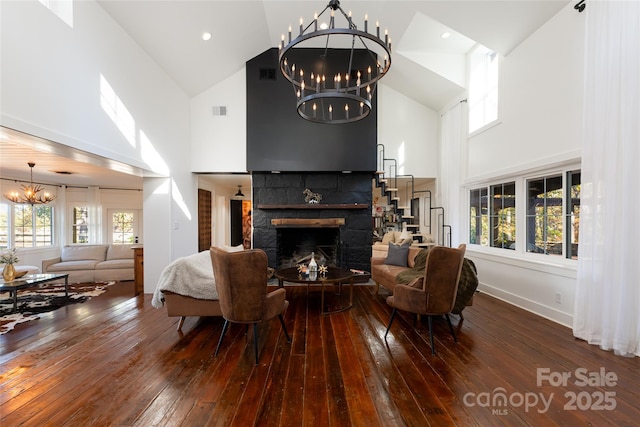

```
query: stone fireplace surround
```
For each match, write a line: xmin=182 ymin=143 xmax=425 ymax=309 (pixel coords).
xmin=252 ymin=172 xmax=373 ymax=272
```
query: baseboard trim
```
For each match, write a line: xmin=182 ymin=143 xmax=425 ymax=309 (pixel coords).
xmin=478 ymin=282 xmax=573 ymax=329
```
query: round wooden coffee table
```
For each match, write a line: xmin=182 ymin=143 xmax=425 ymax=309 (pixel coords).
xmin=275 ymin=266 xmax=354 ymax=314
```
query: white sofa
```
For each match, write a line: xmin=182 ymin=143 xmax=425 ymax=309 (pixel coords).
xmin=42 ymin=244 xmax=136 ymax=284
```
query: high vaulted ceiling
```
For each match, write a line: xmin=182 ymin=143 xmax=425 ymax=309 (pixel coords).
xmin=1 ymin=1 xmax=570 ymax=189
xmin=97 ymin=0 xmax=570 ymax=110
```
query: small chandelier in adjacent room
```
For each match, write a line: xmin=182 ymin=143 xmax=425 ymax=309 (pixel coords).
xmin=234 ymin=185 xmax=245 ymax=198
xmin=279 ymin=0 xmax=392 ymax=124
xmin=3 ymin=162 xmax=56 ymax=205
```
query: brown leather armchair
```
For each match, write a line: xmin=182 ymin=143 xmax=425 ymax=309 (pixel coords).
xmin=384 ymin=244 xmax=466 ymax=355
xmin=210 ymin=246 xmax=290 ymax=365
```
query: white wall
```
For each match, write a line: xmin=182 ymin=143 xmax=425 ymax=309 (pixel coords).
xmin=443 ymin=4 xmax=586 ymax=327
xmin=191 ymin=69 xmax=247 ymax=173
xmin=466 ymin=5 xmax=584 ymax=180
xmin=378 ymin=84 xmax=439 ymax=178
xmin=0 ymin=1 xmax=196 ymax=293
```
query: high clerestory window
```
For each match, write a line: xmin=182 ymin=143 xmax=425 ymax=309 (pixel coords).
xmin=468 ymin=44 xmax=499 ymax=134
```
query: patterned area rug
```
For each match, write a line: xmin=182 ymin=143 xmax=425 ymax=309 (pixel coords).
xmin=0 ymin=281 xmax=114 ymax=335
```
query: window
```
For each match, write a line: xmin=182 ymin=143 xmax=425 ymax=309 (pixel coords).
xmin=526 ymin=175 xmax=563 ymax=256
xmin=470 ymin=182 xmax=515 ymax=250
xmin=468 ymin=44 xmax=499 ymax=134
xmin=470 ymin=169 xmax=580 ymax=259
xmin=110 ymin=210 xmax=136 ymax=244
xmin=490 ymin=182 xmax=516 ymax=249
xmin=566 ymin=171 xmax=581 ymax=260
xmin=72 ymin=206 xmax=89 ymax=243
xmin=13 ymin=204 xmax=54 ymax=248
xmin=0 ymin=204 xmax=8 ymax=249
xmin=469 ymin=188 xmax=488 ymax=246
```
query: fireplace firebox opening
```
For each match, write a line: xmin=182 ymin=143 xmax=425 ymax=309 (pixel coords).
xmin=277 ymin=228 xmax=341 ymax=269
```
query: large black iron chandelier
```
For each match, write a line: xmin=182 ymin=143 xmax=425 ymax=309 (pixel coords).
xmin=3 ymin=162 xmax=56 ymax=205
xmin=279 ymin=0 xmax=392 ymax=124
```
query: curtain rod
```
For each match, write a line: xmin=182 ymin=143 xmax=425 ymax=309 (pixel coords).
xmin=441 ymin=98 xmax=468 ymax=116
xmin=1 ymin=177 xmax=141 ymax=192
xmin=0 ymin=176 xmax=62 ymax=187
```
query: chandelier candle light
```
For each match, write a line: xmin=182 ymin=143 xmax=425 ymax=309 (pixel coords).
xmin=279 ymin=0 xmax=392 ymax=124
xmin=3 ymin=162 xmax=56 ymax=205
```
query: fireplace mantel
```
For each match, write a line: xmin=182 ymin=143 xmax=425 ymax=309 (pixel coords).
xmin=271 ymin=218 xmax=346 ymax=228
xmin=258 ymin=203 xmax=368 ymax=210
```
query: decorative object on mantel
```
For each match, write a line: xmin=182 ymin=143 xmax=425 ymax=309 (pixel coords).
xmin=1 ymin=248 xmax=19 ymax=282
xmin=303 ymin=188 xmax=323 ymax=204
xmin=3 ymin=162 xmax=56 ymax=205
xmin=278 ymin=0 xmax=392 ymax=124
xmin=319 ymin=265 xmax=328 ymax=276
xmin=308 ymin=252 xmax=318 ymax=273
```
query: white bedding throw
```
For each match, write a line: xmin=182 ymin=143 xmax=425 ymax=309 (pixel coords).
xmin=151 ymin=250 xmax=218 ymax=308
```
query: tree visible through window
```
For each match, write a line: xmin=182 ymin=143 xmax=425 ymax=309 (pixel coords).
xmin=0 ymin=204 xmax=8 ymax=249
xmin=470 ymin=182 xmax=515 ymax=250
xmin=526 ymin=176 xmax=563 ymax=255
xmin=72 ymin=206 xmax=89 ymax=243
xmin=490 ymin=182 xmax=516 ymax=249
xmin=566 ymin=171 xmax=580 ymax=259
xmin=13 ymin=204 xmax=53 ymax=247
xmin=112 ymin=211 xmax=134 ymax=244
xmin=469 ymin=188 xmax=488 ymax=246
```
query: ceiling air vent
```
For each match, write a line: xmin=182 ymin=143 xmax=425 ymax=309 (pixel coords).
xmin=259 ymin=68 xmax=276 ymax=80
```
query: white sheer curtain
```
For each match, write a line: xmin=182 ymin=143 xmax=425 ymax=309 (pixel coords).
xmin=439 ymin=102 xmax=466 ymax=247
xmin=87 ymin=186 xmax=103 ymax=244
xmin=573 ymin=0 xmax=640 ymax=357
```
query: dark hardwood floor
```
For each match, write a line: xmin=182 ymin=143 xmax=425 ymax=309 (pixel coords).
xmin=1 ymin=280 xmax=639 ymax=426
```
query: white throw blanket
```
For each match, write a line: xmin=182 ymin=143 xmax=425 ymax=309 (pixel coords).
xmin=151 ymin=251 xmax=218 ymax=308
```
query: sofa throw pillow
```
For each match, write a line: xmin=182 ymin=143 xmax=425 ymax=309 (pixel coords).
xmin=384 ymin=242 xmax=410 ymax=267
xmin=106 ymin=244 xmax=136 ymax=260
xmin=61 ymin=245 xmax=108 ymax=262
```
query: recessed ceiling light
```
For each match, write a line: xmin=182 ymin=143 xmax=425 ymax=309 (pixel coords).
xmin=319 ymin=22 xmax=329 ymax=30
xmin=440 ymin=31 xmax=451 ymax=39
xmin=202 ymin=32 xmax=212 ymax=41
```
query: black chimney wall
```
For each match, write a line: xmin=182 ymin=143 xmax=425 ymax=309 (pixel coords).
xmin=246 ymin=48 xmax=377 ymax=172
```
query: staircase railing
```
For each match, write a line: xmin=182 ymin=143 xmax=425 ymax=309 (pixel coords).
xmin=375 ymin=144 xmax=453 ymax=247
